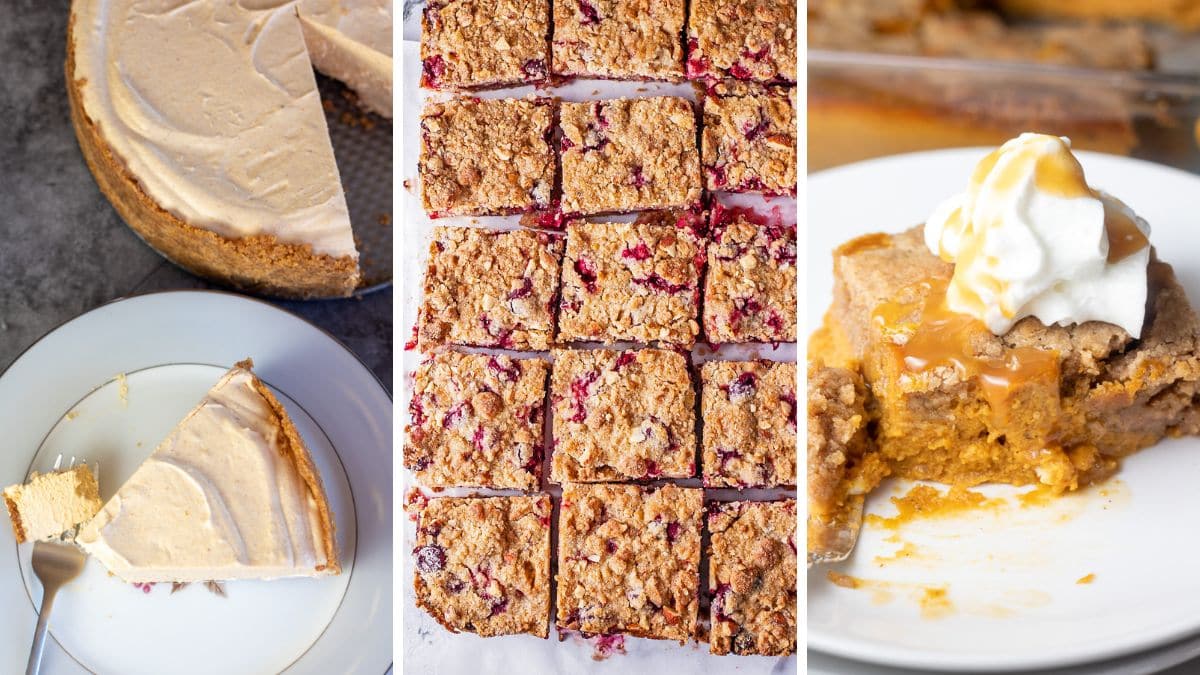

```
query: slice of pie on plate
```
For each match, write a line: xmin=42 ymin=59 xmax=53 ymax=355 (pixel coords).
xmin=77 ymin=360 xmax=339 ymax=582
xmin=66 ymin=0 xmax=392 ymax=299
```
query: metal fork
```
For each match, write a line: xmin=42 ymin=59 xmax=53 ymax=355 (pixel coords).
xmin=25 ymin=541 xmax=87 ymax=675
xmin=25 ymin=453 xmax=92 ymax=675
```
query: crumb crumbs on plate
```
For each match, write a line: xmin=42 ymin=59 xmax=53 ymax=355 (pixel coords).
xmin=1076 ymin=573 xmax=1096 ymax=585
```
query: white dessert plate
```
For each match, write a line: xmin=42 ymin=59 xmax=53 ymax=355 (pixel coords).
xmin=0 ymin=291 xmax=392 ymax=674
xmin=807 ymin=148 xmax=1200 ymax=672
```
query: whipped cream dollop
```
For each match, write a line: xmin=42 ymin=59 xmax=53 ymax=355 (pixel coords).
xmin=925 ymin=133 xmax=1151 ymax=337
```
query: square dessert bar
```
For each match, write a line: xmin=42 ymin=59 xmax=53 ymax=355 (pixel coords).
xmin=703 ymin=204 xmax=797 ymax=344
xmin=405 ymin=351 xmax=549 ymax=490
xmin=701 ymin=82 xmax=797 ymax=196
xmin=551 ymin=0 xmax=686 ymax=81
xmin=417 ymin=227 xmax=563 ymax=351
xmin=823 ymin=227 xmax=1200 ymax=491
xmin=550 ymin=348 xmax=696 ymax=482
xmin=686 ymin=0 xmax=797 ymax=84
xmin=420 ymin=0 xmax=550 ymax=90
xmin=419 ymin=97 xmax=556 ymax=217
xmin=701 ymin=360 xmax=797 ymax=488
xmin=557 ymin=483 xmax=702 ymax=643
xmin=559 ymin=97 xmax=701 ymax=216
xmin=559 ymin=220 xmax=703 ymax=347
xmin=708 ymin=499 xmax=797 ymax=656
xmin=413 ymin=494 xmax=552 ymax=637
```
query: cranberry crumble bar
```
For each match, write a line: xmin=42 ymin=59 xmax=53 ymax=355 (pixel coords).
xmin=701 ymin=360 xmax=797 ymax=488
xmin=413 ymin=494 xmax=552 ymax=637
xmin=556 ymin=483 xmax=702 ymax=643
xmin=419 ymin=97 xmax=556 ymax=217
xmin=559 ymin=97 xmax=702 ymax=216
xmin=559 ymin=220 xmax=704 ymax=347
xmin=701 ymin=82 xmax=797 ymax=196
xmin=405 ymin=351 xmax=549 ymax=490
xmin=551 ymin=0 xmax=686 ymax=81
xmin=550 ymin=348 xmax=696 ymax=482
xmin=686 ymin=0 xmax=797 ymax=83
xmin=420 ymin=0 xmax=551 ymax=90
xmin=708 ymin=499 xmax=797 ymax=656
xmin=703 ymin=204 xmax=798 ymax=344
xmin=417 ymin=227 xmax=563 ymax=351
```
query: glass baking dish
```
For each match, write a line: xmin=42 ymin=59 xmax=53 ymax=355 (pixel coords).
xmin=809 ymin=49 xmax=1200 ymax=173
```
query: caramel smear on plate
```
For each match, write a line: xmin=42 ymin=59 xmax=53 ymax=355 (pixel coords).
xmin=865 ymin=484 xmax=1007 ymax=531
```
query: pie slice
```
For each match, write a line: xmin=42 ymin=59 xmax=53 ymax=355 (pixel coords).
xmin=77 ymin=360 xmax=339 ymax=583
xmin=4 ymin=464 xmax=102 ymax=544
xmin=67 ymin=0 xmax=392 ymax=299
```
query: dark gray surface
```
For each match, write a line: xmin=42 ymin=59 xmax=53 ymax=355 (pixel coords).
xmin=0 ymin=1 xmax=392 ymax=391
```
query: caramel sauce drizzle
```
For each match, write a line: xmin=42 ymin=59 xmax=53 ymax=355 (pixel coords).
xmin=873 ymin=277 xmax=1059 ymax=410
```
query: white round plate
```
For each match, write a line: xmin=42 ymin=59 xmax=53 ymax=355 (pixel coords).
xmin=0 ymin=291 xmax=392 ymax=674
xmin=807 ymin=149 xmax=1200 ymax=672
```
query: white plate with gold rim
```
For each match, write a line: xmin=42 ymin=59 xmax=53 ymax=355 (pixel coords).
xmin=0 ymin=291 xmax=392 ymax=674
xmin=807 ymin=149 xmax=1200 ymax=672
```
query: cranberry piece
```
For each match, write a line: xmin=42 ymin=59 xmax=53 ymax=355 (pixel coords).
xmin=486 ymin=356 xmax=521 ymax=382
xmin=442 ymin=401 xmax=472 ymax=429
xmin=535 ymin=208 xmax=568 ymax=230
xmin=631 ymin=273 xmax=689 ymax=294
xmin=446 ymin=577 xmax=466 ymax=593
xmin=612 ymin=352 xmax=637 ymax=371
xmin=403 ymin=323 xmax=420 ymax=351
xmin=489 ymin=598 xmax=510 ymax=616
xmin=727 ymin=371 xmax=758 ymax=400
xmin=685 ymin=38 xmax=710 ymax=79
xmin=629 ymin=165 xmax=647 ymax=188
xmin=643 ymin=460 xmax=661 ymax=478
xmin=561 ymin=136 xmax=577 ymax=151
xmin=594 ymin=633 xmax=625 ymax=658
xmin=665 ymin=521 xmax=681 ymax=544
xmin=781 ymin=392 xmax=797 ymax=427
xmin=577 ymin=0 xmax=600 ymax=24
xmin=471 ymin=425 xmax=487 ymax=452
xmin=522 ymin=59 xmax=547 ymax=80
xmin=729 ymin=297 xmax=764 ymax=327
xmin=742 ymin=117 xmax=770 ymax=141
xmin=620 ymin=241 xmax=652 ymax=261
xmin=605 ymin=539 xmax=617 ymax=554
xmin=711 ymin=583 xmax=733 ymax=621
xmin=568 ymin=371 xmax=600 ymax=423
xmin=766 ymin=312 xmax=785 ymax=335
xmin=414 ymin=545 xmax=446 ymax=574
xmin=729 ymin=62 xmax=754 ymax=80
xmin=707 ymin=163 xmax=728 ymax=188
xmin=574 ymin=258 xmax=599 ymax=292
xmin=506 ymin=277 xmax=534 ymax=301
xmin=408 ymin=455 xmax=432 ymax=472
xmin=716 ymin=448 xmax=741 ymax=469
xmin=478 ymin=314 xmax=515 ymax=349
xmin=742 ymin=46 xmax=770 ymax=62
xmin=421 ymin=55 xmax=447 ymax=88
xmin=408 ymin=396 xmax=427 ymax=426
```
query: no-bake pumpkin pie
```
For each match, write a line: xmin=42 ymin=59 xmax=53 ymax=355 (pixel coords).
xmin=67 ymin=0 xmax=391 ymax=299
xmin=808 ymin=134 xmax=1200 ymax=563
xmin=77 ymin=360 xmax=339 ymax=582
